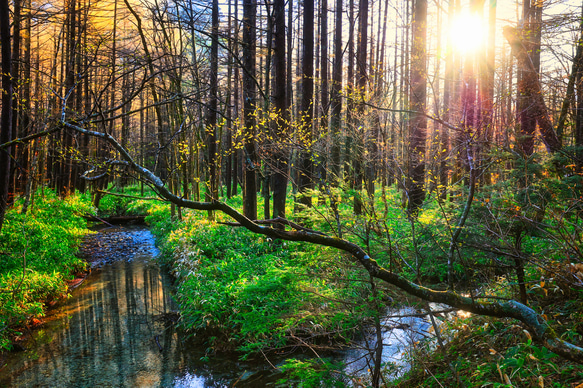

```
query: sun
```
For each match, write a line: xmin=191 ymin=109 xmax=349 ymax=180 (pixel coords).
xmin=449 ymin=10 xmax=487 ymax=54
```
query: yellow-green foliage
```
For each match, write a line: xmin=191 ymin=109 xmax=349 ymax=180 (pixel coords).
xmin=0 ymin=190 xmax=91 ymax=349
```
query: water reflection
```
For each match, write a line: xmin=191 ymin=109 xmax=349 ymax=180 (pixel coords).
xmin=1 ymin=227 xmax=431 ymax=387
xmin=0 ymin=228 xmax=238 ymax=387
xmin=343 ymin=307 xmax=432 ymax=379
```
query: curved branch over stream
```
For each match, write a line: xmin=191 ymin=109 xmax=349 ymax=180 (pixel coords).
xmin=64 ymin=121 xmax=583 ymax=364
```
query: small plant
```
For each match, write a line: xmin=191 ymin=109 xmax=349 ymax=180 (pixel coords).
xmin=277 ymin=358 xmax=347 ymax=387
xmin=0 ymin=189 xmax=91 ymax=349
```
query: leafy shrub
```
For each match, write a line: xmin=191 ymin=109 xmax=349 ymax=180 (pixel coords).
xmin=277 ymin=358 xmax=347 ymax=387
xmin=152 ymin=210 xmax=372 ymax=358
xmin=0 ymin=190 xmax=91 ymax=349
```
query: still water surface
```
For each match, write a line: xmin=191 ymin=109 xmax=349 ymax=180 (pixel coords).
xmin=0 ymin=227 xmax=269 ymax=387
xmin=1 ymin=226 xmax=433 ymax=387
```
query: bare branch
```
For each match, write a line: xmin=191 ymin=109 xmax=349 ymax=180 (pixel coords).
xmin=63 ymin=119 xmax=583 ymax=364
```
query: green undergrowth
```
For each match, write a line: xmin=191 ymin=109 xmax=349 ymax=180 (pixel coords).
xmin=390 ymin=308 xmax=583 ymax=387
xmin=0 ymin=190 xmax=92 ymax=350
xmin=148 ymin=206 xmax=375 ymax=359
xmin=96 ymin=184 xmax=159 ymax=216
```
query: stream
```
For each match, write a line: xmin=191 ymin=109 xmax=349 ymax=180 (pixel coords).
xmin=0 ymin=226 xmax=277 ymax=387
xmin=0 ymin=226 xmax=435 ymax=387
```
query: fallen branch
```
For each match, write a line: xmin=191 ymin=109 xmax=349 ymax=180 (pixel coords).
xmin=219 ymin=217 xmax=327 ymax=236
xmin=83 ymin=214 xmax=146 ymax=224
xmin=63 ymin=120 xmax=583 ymax=363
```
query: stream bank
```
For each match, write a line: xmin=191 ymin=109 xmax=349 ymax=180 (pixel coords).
xmin=0 ymin=226 xmax=281 ymax=387
xmin=1 ymin=222 xmax=442 ymax=387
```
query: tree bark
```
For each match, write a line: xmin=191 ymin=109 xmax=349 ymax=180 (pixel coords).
xmin=271 ymin=0 xmax=289 ymax=221
xmin=504 ymin=26 xmax=561 ymax=153
xmin=353 ymin=0 xmax=368 ymax=215
xmin=0 ymin=0 xmax=13 ymax=232
xmin=243 ymin=0 xmax=257 ymax=220
xmin=207 ymin=0 xmax=219 ymax=206
xmin=407 ymin=0 xmax=427 ymax=215
xmin=298 ymin=0 xmax=315 ymax=208
xmin=329 ymin=0 xmax=343 ymax=183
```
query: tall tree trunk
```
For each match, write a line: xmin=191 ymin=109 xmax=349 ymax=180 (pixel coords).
xmin=330 ymin=0 xmax=343 ymax=182
xmin=225 ymin=0 xmax=233 ymax=199
xmin=232 ymin=0 xmax=240 ymax=198
xmin=298 ymin=0 xmax=315 ymax=208
xmin=207 ymin=0 xmax=219 ymax=210
xmin=353 ymin=0 xmax=368 ymax=215
xmin=59 ymin=0 xmax=77 ymax=196
xmin=0 ymin=0 xmax=13 ymax=232
xmin=318 ymin=0 xmax=329 ymax=192
xmin=263 ymin=2 xmax=274 ymax=221
xmin=344 ymin=0 xmax=355 ymax=183
xmin=575 ymin=8 xmax=583 ymax=170
xmin=516 ymin=0 xmax=539 ymax=156
xmin=504 ymin=26 xmax=561 ymax=153
xmin=407 ymin=0 xmax=427 ymax=215
xmin=271 ymin=0 xmax=289 ymax=221
xmin=287 ymin=0 xmax=293 ymax=111
xmin=478 ymin=0 xmax=496 ymax=185
xmin=10 ymin=0 xmax=22 ymax=196
xmin=243 ymin=0 xmax=257 ymax=220
xmin=20 ymin=0 xmax=33 ymax=198
xmin=440 ymin=0 xmax=455 ymax=200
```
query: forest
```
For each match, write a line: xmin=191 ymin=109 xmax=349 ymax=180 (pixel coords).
xmin=1 ymin=0 xmax=583 ymax=386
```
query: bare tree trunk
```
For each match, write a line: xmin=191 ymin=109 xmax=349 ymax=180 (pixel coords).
xmin=440 ymin=0 xmax=455 ymax=200
xmin=271 ymin=0 xmax=289 ymax=221
xmin=478 ymin=0 xmax=496 ymax=185
xmin=516 ymin=0 xmax=540 ymax=156
xmin=330 ymin=0 xmax=343 ymax=182
xmin=407 ymin=0 xmax=427 ymax=215
xmin=243 ymin=0 xmax=257 ymax=220
xmin=232 ymin=0 xmax=240 ymax=198
xmin=344 ymin=0 xmax=355 ymax=184
xmin=353 ymin=0 xmax=368 ymax=215
xmin=9 ymin=0 xmax=21 ymax=198
xmin=207 ymin=0 xmax=219 ymax=213
xmin=504 ymin=26 xmax=561 ymax=153
xmin=225 ymin=0 xmax=233 ymax=199
xmin=575 ymin=8 xmax=583 ymax=170
xmin=0 ymin=0 xmax=13 ymax=232
xmin=318 ymin=0 xmax=329 ymax=193
xmin=298 ymin=0 xmax=315 ymax=208
xmin=59 ymin=0 xmax=77 ymax=196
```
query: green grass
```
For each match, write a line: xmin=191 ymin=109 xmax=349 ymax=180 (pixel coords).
xmin=0 ymin=190 xmax=92 ymax=349
xmin=151 ymin=209 xmax=375 ymax=358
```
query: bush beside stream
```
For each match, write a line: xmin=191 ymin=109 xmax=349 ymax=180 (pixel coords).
xmin=2 ymin=184 xmax=583 ymax=386
xmin=140 ymin=184 xmax=583 ymax=387
xmin=147 ymin=204 xmax=377 ymax=360
xmin=0 ymin=190 xmax=92 ymax=350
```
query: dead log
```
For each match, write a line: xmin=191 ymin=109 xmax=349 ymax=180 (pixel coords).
xmin=84 ymin=215 xmax=147 ymax=224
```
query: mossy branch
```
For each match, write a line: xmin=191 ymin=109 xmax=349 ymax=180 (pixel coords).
xmin=64 ymin=120 xmax=583 ymax=364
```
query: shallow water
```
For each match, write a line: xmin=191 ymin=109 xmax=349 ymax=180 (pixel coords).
xmin=343 ymin=306 xmax=432 ymax=379
xmin=0 ymin=227 xmax=269 ymax=387
xmin=0 ymin=226 xmax=437 ymax=387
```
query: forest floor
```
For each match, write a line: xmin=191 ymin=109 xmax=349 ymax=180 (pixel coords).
xmin=2 ymin=187 xmax=583 ymax=386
